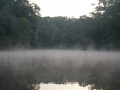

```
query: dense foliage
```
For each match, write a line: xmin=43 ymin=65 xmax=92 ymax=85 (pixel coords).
xmin=0 ymin=0 xmax=120 ymax=50
xmin=37 ymin=0 xmax=120 ymax=49
xmin=0 ymin=0 xmax=40 ymax=49
xmin=0 ymin=0 xmax=120 ymax=90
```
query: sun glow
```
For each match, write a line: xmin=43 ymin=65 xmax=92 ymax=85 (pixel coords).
xmin=30 ymin=0 xmax=98 ymax=18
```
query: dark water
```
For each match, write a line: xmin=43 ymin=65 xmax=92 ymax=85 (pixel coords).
xmin=0 ymin=50 xmax=120 ymax=90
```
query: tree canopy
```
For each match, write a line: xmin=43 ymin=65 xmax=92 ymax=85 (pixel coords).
xmin=0 ymin=0 xmax=40 ymax=49
xmin=0 ymin=0 xmax=120 ymax=90
xmin=0 ymin=0 xmax=120 ymax=50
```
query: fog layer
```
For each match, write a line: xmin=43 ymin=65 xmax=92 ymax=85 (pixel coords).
xmin=0 ymin=50 xmax=120 ymax=90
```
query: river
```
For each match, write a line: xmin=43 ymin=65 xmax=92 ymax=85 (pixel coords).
xmin=0 ymin=50 xmax=120 ymax=90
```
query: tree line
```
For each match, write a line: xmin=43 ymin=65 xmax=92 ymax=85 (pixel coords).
xmin=37 ymin=0 xmax=120 ymax=49
xmin=0 ymin=0 xmax=40 ymax=49
xmin=0 ymin=0 xmax=120 ymax=50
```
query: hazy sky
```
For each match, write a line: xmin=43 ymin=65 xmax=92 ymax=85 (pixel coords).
xmin=30 ymin=0 xmax=99 ymax=18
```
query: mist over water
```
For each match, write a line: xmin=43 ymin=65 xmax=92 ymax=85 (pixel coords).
xmin=0 ymin=50 xmax=120 ymax=90
xmin=1 ymin=50 xmax=120 ymax=68
xmin=1 ymin=50 xmax=119 ymax=61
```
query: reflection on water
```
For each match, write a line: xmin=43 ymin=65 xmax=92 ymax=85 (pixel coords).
xmin=0 ymin=50 xmax=120 ymax=90
xmin=40 ymin=82 xmax=88 ymax=90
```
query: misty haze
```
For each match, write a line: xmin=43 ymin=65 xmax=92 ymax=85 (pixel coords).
xmin=0 ymin=0 xmax=120 ymax=90
xmin=0 ymin=50 xmax=120 ymax=90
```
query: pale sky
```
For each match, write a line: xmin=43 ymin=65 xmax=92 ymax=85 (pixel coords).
xmin=30 ymin=0 xmax=99 ymax=18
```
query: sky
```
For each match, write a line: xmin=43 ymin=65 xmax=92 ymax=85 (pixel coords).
xmin=30 ymin=0 xmax=99 ymax=18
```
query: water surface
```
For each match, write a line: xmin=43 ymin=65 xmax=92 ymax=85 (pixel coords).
xmin=40 ymin=82 xmax=88 ymax=90
xmin=0 ymin=50 xmax=120 ymax=90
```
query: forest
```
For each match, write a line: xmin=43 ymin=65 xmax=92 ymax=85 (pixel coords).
xmin=0 ymin=0 xmax=120 ymax=90
xmin=0 ymin=0 xmax=120 ymax=50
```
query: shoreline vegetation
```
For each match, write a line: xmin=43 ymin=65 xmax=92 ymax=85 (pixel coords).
xmin=0 ymin=0 xmax=120 ymax=50
xmin=0 ymin=0 xmax=120 ymax=90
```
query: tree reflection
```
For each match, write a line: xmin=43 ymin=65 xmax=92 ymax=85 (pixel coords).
xmin=0 ymin=52 xmax=120 ymax=90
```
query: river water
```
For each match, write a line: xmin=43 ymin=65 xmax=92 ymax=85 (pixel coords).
xmin=0 ymin=50 xmax=120 ymax=90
